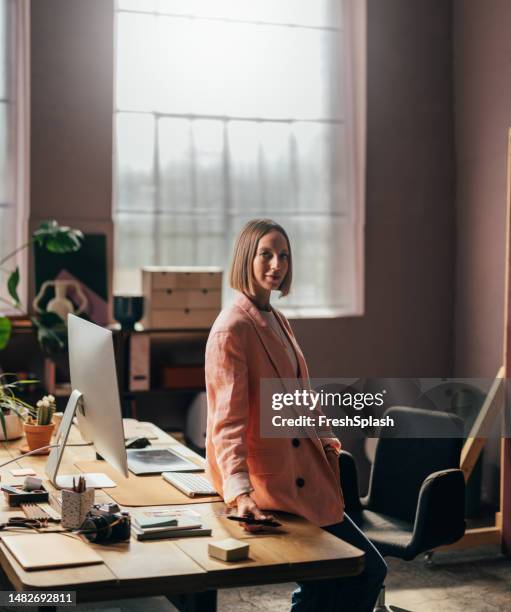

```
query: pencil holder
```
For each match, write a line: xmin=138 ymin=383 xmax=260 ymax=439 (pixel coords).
xmin=61 ymin=488 xmax=94 ymax=529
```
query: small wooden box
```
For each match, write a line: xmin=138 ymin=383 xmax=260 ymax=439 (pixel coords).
xmin=208 ymin=538 xmax=250 ymax=562
xmin=141 ymin=267 xmax=222 ymax=329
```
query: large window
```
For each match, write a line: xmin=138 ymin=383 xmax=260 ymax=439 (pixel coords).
xmin=0 ymin=0 xmax=29 ymax=314
xmin=114 ymin=0 xmax=365 ymax=316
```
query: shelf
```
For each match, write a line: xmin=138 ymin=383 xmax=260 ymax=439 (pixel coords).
xmin=123 ymin=388 xmax=205 ymax=398
xmin=110 ymin=325 xmax=210 ymax=334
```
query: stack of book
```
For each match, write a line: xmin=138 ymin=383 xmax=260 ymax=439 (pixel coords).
xmin=131 ymin=507 xmax=212 ymax=540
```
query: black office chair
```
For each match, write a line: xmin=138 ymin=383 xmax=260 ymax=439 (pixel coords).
xmin=338 ymin=406 xmax=466 ymax=612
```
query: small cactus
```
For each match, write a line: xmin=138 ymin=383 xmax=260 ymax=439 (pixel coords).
xmin=35 ymin=395 xmax=56 ymax=426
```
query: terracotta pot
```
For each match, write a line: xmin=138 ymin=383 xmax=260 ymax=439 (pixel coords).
xmin=23 ymin=422 xmax=55 ymax=452
xmin=0 ymin=414 xmax=24 ymax=441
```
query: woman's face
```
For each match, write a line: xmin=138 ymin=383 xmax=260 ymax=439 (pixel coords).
xmin=252 ymin=230 xmax=289 ymax=296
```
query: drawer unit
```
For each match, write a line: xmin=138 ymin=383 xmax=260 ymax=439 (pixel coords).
xmin=150 ymin=308 xmax=219 ymax=329
xmin=150 ymin=288 xmax=221 ymax=310
xmin=141 ymin=267 xmax=223 ymax=329
xmin=143 ymin=267 xmax=222 ymax=291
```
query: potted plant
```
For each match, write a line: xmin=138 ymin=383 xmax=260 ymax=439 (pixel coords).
xmin=23 ymin=394 xmax=56 ymax=452
xmin=0 ymin=220 xmax=84 ymax=352
xmin=0 ymin=373 xmax=36 ymax=440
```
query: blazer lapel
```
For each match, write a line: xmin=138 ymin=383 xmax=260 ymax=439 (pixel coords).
xmin=271 ymin=307 xmax=327 ymax=450
xmin=234 ymin=293 xmax=323 ymax=444
xmin=234 ymin=293 xmax=295 ymax=384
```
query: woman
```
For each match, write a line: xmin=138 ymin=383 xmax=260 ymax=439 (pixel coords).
xmin=205 ymin=219 xmax=386 ymax=612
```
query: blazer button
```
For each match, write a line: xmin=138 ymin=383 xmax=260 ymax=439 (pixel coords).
xmin=292 ymin=438 xmax=300 ymax=448
xmin=296 ymin=477 xmax=305 ymax=488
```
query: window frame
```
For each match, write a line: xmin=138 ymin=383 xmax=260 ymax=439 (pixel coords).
xmin=112 ymin=0 xmax=366 ymax=319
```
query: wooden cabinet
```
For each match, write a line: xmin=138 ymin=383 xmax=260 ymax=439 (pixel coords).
xmin=141 ymin=267 xmax=222 ymax=329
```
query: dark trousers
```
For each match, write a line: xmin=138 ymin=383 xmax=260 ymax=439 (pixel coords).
xmin=291 ymin=513 xmax=387 ymax=612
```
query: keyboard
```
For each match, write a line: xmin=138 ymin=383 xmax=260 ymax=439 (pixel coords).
xmin=162 ymin=472 xmax=217 ymax=498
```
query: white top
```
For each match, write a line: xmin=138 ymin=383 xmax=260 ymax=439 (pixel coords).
xmin=260 ymin=310 xmax=299 ymax=377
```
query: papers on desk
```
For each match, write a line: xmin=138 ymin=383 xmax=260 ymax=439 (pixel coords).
xmin=131 ymin=508 xmax=211 ymax=540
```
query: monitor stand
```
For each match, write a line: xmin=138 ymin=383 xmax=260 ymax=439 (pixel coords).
xmin=45 ymin=389 xmax=117 ymax=489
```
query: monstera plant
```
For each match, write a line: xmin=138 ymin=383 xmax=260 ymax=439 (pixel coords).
xmin=0 ymin=220 xmax=84 ymax=351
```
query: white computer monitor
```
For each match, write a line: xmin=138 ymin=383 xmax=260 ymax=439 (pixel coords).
xmin=45 ymin=314 xmax=129 ymax=488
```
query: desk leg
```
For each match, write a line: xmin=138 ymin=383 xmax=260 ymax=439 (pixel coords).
xmin=167 ymin=590 xmax=217 ymax=612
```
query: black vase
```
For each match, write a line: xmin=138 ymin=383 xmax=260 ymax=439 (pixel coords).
xmin=113 ymin=296 xmax=144 ymax=330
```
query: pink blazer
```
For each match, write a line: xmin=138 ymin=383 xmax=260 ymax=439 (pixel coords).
xmin=205 ymin=292 xmax=344 ymax=527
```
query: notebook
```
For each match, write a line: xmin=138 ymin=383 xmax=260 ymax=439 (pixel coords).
xmin=131 ymin=508 xmax=202 ymax=531
xmin=1 ymin=533 xmax=103 ymax=570
xmin=131 ymin=525 xmax=212 ymax=541
xmin=127 ymin=448 xmax=203 ymax=475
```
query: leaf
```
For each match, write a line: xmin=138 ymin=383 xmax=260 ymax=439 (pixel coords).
xmin=31 ymin=316 xmax=67 ymax=355
xmin=7 ymin=267 xmax=20 ymax=306
xmin=0 ymin=409 xmax=6 ymax=439
xmin=1 ymin=380 xmax=39 ymax=388
xmin=33 ymin=220 xmax=84 ymax=254
xmin=0 ymin=317 xmax=12 ymax=350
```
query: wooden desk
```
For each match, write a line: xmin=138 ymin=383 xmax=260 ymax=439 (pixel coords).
xmin=0 ymin=422 xmax=364 ymax=611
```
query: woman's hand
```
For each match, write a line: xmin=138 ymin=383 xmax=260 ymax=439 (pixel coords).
xmin=235 ymin=492 xmax=274 ymax=532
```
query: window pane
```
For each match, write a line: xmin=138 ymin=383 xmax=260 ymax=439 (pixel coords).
xmin=275 ymin=215 xmax=355 ymax=310
xmin=154 ymin=0 xmax=342 ymax=29
xmin=114 ymin=211 xmax=156 ymax=294
xmin=295 ymin=122 xmax=348 ymax=215
xmin=154 ymin=16 xmax=341 ymax=119
xmin=228 ymin=121 xmax=262 ymax=212
xmin=159 ymin=117 xmax=193 ymax=212
xmin=159 ymin=118 xmax=226 ymax=213
xmin=0 ymin=0 xmax=7 ymax=100
xmin=0 ymin=203 xmax=16 ymax=305
xmin=117 ymin=0 xmax=156 ymax=13
xmin=114 ymin=1 xmax=358 ymax=315
xmin=156 ymin=214 xmax=226 ymax=266
xmin=192 ymin=120 xmax=225 ymax=212
xmin=0 ymin=101 xmax=9 ymax=204
xmin=259 ymin=122 xmax=294 ymax=213
xmin=115 ymin=113 xmax=155 ymax=212
xmin=116 ymin=13 xmax=157 ymax=111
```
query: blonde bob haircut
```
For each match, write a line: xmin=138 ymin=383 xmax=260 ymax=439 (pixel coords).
xmin=229 ymin=219 xmax=292 ymax=297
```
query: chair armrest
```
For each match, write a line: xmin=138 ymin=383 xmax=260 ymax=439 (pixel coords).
xmin=339 ymin=450 xmax=363 ymax=515
xmin=409 ymin=468 xmax=466 ymax=553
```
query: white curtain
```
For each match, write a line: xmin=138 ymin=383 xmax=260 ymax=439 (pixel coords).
xmin=0 ymin=0 xmax=30 ymax=314
xmin=114 ymin=0 xmax=366 ymax=316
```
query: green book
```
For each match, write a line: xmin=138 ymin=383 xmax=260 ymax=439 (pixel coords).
xmin=131 ymin=509 xmax=179 ymax=530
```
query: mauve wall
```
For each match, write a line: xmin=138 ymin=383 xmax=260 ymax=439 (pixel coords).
xmin=453 ymin=0 xmax=510 ymax=378
xmin=29 ymin=0 xmax=455 ymax=375
xmin=29 ymin=0 xmax=115 ymax=301
xmin=296 ymin=0 xmax=455 ymax=379
xmin=453 ymin=0 xmax=511 ymax=503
